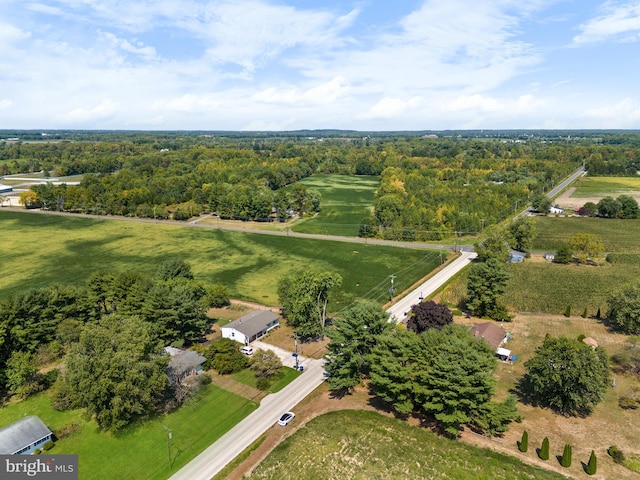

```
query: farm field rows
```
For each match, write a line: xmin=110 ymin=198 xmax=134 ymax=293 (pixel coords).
xmin=0 ymin=210 xmax=440 ymax=308
xmin=569 ymin=176 xmax=640 ymax=197
xmin=289 ymin=174 xmax=379 ymax=237
xmin=534 ymin=216 xmax=640 ymax=254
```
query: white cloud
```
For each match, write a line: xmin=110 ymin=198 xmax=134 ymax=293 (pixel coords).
xmin=584 ymin=97 xmax=640 ymax=125
xmin=359 ymin=97 xmax=422 ymax=120
xmin=0 ymin=99 xmax=13 ymax=109
xmin=573 ymin=2 xmax=640 ymax=45
xmin=152 ymin=94 xmax=221 ymax=113
xmin=252 ymin=77 xmax=350 ymax=105
xmin=99 ymin=31 xmax=157 ymax=61
xmin=58 ymin=99 xmax=118 ymax=124
xmin=0 ymin=22 xmax=31 ymax=48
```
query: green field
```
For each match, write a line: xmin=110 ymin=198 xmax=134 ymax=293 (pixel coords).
xmin=0 ymin=211 xmax=439 ymax=308
xmin=534 ymin=216 xmax=640 ymax=253
xmin=290 ymin=174 xmax=379 ymax=236
xmin=248 ymin=410 xmax=568 ymax=480
xmin=570 ymin=176 xmax=640 ymax=197
xmin=0 ymin=386 xmax=257 ymax=480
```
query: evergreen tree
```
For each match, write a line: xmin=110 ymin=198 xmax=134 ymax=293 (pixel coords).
xmin=539 ymin=437 xmax=549 ymax=460
xmin=561 ymin=444 xmax=572 ymax=467
xmin=586 ymin=450 xmax=597 ymax=475
xmin=518 ymin=430 xmax=528 ymax=453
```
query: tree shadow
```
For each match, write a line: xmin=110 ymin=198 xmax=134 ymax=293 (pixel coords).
xmin=556 ymin=454 xmax=563 ymax=466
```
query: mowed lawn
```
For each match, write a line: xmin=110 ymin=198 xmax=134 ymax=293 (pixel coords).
xmin=0 ymin=386 xmax=258 ymax=480
xmin=248 ymin=410 xmax=568 ymax=480
xmin=290 ymin=174 xmax=379 ymax=237
xmin=534 ymin=216 xmax=640 ymax=254
xmin=570 ymin=176 xmax=640 ymax=197
xmin=0 ymin=210 xmax=437 ymax=308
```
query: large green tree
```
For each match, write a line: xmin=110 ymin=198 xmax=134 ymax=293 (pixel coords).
xmin=278 ymin=270 xmax=342 ymax=337
xmin=568 ymin=233 xmax=604 ymax=264
xmin=508 ymin=216 xmax=537 ymax=252
xmin=324 ymin=301 xmax=392 ymax=392
xmin=59 ymin=316 xmax=169 ymax=430
xmin=522 ymin=335 xmax=609 ymax=416
xmin=369 ymin=325 xmax=517 ymax=436
xmin=607 ymin=281 xmax=640 ymax=334
xmin=474 ymin=225 xmax=511 ymax=262
xmin=466 ymin=258 xmax=511 ymax=320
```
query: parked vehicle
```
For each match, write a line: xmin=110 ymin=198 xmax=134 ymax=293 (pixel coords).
xmin=240 ymin=346 xmax=254 ymax=355
xmin=278 ymin=412 xmax=295 ymax=426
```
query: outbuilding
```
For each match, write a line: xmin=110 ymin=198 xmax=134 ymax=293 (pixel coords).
xmin=0 ymin=416 xmax=53 ymax=455
xmin=164 ymin=347 xmax=206 ymax=384
xmin=221 ymin=310 xmax=280 ymax=345
xmin=470 ymin=322 xmax=510 ymax=351
xmin=0 ymin=183 xmax=13 ymax=194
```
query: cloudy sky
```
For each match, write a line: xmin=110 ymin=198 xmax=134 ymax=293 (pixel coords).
xmin=1 ymin=0 xmax=640 ymax=130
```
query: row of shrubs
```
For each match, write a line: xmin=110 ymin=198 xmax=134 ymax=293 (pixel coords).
xmin=517 ymin=431 xmax=597 ymax=474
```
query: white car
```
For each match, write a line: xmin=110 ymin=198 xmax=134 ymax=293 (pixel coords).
xmin=240 ymin=346 xmax=254 ymax=355
xmin=277 ymin=411 xmax=295 ymax=426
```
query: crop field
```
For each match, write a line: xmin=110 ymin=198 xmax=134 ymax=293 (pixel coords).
xmin=0 ymin=386 xmax=257 ymax=480
xmin=534 ymin=216 xmax=640 ymax=254
xmin=290 ymin=174 xmax=379 ymax=237
xmin=570 ymin=176 xmax=640 ymax=197
xmin=0 ymin=211 xmax=440 ymax=308
xmin=248 ymin=410 xmax=568 ymax=480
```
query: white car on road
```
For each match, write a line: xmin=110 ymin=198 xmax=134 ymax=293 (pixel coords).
xmin=277 ymin=412 xmax=295 ymax=426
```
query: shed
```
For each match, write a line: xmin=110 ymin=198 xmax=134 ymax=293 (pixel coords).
xmin=0 ymin=184 xmax=13 ymax=194
xmin=165 ymin=347 xmax=206 ymax=384
xmin=470 ymin=322 xmax=510 ymax=351
xmin=0 ymin=416 xmax=53 ymax=455
xmin=496 ymin=347 xmax=512 ymax=361
xmin=221 ymin=310 xmax=280 ymax=345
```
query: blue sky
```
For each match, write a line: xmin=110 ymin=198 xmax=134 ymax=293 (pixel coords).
xmin=1 ymin=0 xmax=640 ymax=130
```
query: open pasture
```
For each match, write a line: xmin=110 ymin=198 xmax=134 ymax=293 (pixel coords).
xmin=248 ymin=410 xmax=569 ymax=480
xmin=0 ymin=211 xmax=438 ymax=309
xmin=290 ymin=174 xmax=379 ymax=237
xmin=570 ymin=176 xmax=640 ymax=197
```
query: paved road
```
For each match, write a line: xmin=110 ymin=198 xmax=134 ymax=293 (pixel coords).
xmin=386 ymin=251 xmax=477 ymax=323
xmin=168 ymin=349 xmax=324 ymax=480
xmin=516 ymin=167 xmax=586 ymax=218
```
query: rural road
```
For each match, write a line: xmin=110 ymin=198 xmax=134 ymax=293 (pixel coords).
xmin=168 ymin=350 xmax=325 ymax=480
xmin=169 ymin=250 xmax=477 ymax=480
xmin=386 ymin=250 xmax=477 ymax=323
xmin=516 ymin=167 xmax=586 ymax=218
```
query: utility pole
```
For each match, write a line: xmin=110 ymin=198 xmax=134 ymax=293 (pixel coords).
xmin=162 ymin=426 xmax=172 ymax=468
xmin=389 ymin=275 xmax=396 ymax=301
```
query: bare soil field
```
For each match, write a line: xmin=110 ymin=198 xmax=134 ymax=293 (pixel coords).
xmin=555 ymin=186 xmax=640 ymax=211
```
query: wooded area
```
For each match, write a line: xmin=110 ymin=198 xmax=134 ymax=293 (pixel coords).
xmin=6 ymin=130 xmax=640 ymax=238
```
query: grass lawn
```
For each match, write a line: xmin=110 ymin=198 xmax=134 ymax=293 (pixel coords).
xmin=570 ymin=176 xmax=640 ymax=197
xmin=290 ymin=174 xmax=379 ymax=237
xmin=248 ymin=410 xmax=569 ymax=480
xmin=232 ymin=367 xmax=300 ymax=393
xmin=0 ymin=386 xmax=257 ymax=480
xmin=0 ymin=210 xmax=439 ymax=309
xmin=534 ymin=216 xmax=640 ymax=254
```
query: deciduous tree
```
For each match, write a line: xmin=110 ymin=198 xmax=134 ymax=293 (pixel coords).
xmin=406 ymin=301 xmax=452 ymax=333
xmin=250 ymin=349 xmax=282 ymax=378
xmin=474 ymin=225 xmax=511 ymax=262
xmin=568 ymin=233 xmax=604 ymax=264
xmin=607 ymin=281 xmax=640 ymax=334
xmin=508 ymin=217 xmax=537 ymax=252
xmin=522 ymin=335 xmax=609 ymax=416
xmin=59 ymin=316 xmax=169 ymax=430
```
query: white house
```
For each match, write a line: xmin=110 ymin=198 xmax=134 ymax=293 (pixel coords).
xmin=0 ymin=416 xmax=53 ymax=455
xmin=222 ymin=310 xmax=280 ymax=345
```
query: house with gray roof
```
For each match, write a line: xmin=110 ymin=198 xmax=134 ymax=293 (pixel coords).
xmin=222 ymin=310 xmax=280 ymax=345
xmin=0 ymin=416 xmax=53 ymax=455
xmin=164 ymin=347 xmax=206 ymax=384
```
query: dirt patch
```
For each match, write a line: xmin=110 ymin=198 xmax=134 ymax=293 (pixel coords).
xmin=555 ymin=187 xmax=640 ymax=211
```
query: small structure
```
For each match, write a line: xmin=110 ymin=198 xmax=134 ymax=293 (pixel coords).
xmin=0 ymin=183 xmax=13 ymax=194
xmin=550 ymin=206 xmax=564 ymax=214
xmin=0 ymin=416 xmax=53 ymax=455
xmin=165 ymin=347 xmax=206 ymax=384
xmin=471 ymin=322 xmax=510 ymax=351
xmin=221 ymin=310 xmax=280 ymax=345
xmin=582 ymin=337 xmax=599 ymax=349
xmin=508 ymin=249 xmax=525 ymax=263
xmin=544 ymin=252 xmax=555 ymax=261
xmin=496 ymin=347 xmax=512 ymax=362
